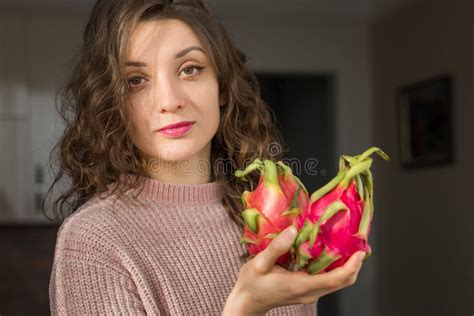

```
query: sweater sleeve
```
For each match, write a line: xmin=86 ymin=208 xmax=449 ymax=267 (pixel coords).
xmin=49 ymin=215 xmax=150 ymax=315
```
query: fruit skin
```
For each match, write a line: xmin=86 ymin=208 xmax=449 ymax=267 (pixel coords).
xmin=234 ymin=147 xmax=390 ymax=274
xmin=292 ymin=147 xmax=390 ymax=274
xmin=235 ymin=159 xmax=309 ymax=268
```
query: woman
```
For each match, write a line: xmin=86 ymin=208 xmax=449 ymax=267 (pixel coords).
xmin=46 ymin=0 xmax=365 ymax=315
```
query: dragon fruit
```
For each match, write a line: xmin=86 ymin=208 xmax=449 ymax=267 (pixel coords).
xmin=292 ymin=147 xmax=390 ymax=274
xmin=235 ymin=159 xmax=309 ymax=268
xmin=235 ymin=147 xmax=390 ymax=274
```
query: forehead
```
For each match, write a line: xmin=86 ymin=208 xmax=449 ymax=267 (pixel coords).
xmin=127 ymin=19 xmax=205 ymax=59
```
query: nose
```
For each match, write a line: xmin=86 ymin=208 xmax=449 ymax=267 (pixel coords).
xmin=153 ymin=74 xmax=186 ymax=114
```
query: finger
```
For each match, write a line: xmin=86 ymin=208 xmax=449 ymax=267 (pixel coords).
xmin=302 ymin=251 xmax=365 ymax=290
xmin=253 ymin=226 xmax=297 ymax=274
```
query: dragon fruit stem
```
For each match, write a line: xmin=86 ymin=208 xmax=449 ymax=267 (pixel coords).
xmin=357 ymin=187 xmax=372 ymax=238
xmin=356 ymin=147 xmax=390 ymax=163
xmin=310 ymin=171 xmax=346 ymax=203
xmin=235 ymin=159 xmax=264 ymax=179
xmin=307 ymin=249 xmax=342 ymax=274
xmin=297 ymin=245 xmax=312 ymax=267
xmin=308 ymin=225 xmax=320 ymax=249
xmin=317 ymin=200 xmax=348 ymax=225
xmin=365 ymin=169 xmax=374 ymax=200
xmin=358 ymin=169 xmax=374 ymax=237
xmin=241 ymin=191 xmax=249 ymax=208
xmin=294 ymin=220 xmax=313 ymax=247
xmin=289 ymin=187 xmax=301 ymax=208
xmin=240 ymin=236 xmax=256 ymax=244
xmin=341 ymin=158 xmax=373 ymax=189
xmin=339 ymin=147 xmax=390 ymax=188
xmin=307 ymin=200 xmax=348 ymax=248
xmin=355 ymin=175 xmax=364 ymax=200
xmin=261 ymin=160 xmax=281 ymax=190
xmin=235 ymin=159 xmax=282 ymax=194
xmin=282 ymin=207 xmax=301 ymax=216
xmin=364 ymin=169 xmax=374 ymax=218
xmin=276 ymin=161 xmax=309 ymax=195
xmin=242 ymin=208 xmax=260 ymax=233
xmin=340 ymin=155 xmax=358 ymax=168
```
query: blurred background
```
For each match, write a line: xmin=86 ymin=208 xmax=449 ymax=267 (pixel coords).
xmin=0 ymin=0 xmax=472 ymax=315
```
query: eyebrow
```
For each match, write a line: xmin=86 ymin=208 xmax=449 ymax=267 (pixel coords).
xmin=175 ymin=45 xmax=206 ymax=58
xmin=126 ymin=45 xmax=206 ymax=67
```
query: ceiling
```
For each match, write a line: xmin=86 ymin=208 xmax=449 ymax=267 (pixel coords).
xmin=0 ymin=0 xmax=417 ymax=24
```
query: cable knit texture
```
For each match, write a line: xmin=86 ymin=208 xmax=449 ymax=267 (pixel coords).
xmin=49 ymin=174 xmax=317 ymax=315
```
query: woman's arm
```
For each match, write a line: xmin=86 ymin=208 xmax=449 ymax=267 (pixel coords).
xmin=222 ymin=226 xmax=365 ymax=316
xmin=49 ymin=217 xmax=149 ymax=315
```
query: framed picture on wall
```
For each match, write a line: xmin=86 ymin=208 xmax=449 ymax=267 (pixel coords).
xmin=397 ymin=75 xmax=454 ymax=169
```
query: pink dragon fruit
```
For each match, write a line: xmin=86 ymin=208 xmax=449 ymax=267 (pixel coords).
xmin=292 ymin=147 xmax=390 ymax=274
xmin=235 ymin=159 xmax=309 ymax=268
xmin=235 ymin=147 xmax=390 ymax=275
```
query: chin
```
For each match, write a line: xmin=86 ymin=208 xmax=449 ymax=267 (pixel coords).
xmin=151 ymin=145 xmax=204 ymax=163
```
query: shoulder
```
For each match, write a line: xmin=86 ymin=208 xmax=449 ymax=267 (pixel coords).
xmin=50 ymin=195 xmax=136 ymax=291
xmin=54 ymin=193 xmax=127 ymax=257
xmin=58 ymin=181 xmax=141 ymax=231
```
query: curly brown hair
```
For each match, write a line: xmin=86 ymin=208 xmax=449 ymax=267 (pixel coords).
xmin=43 ymin=0 xmax=288 ymax=228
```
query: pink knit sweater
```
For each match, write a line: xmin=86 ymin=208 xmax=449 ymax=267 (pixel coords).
xmin=49 ymin=174 xmax=317 ymax=315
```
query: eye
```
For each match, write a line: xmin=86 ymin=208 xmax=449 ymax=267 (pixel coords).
xmin=180 ymin=64 xmax=204 ymax=77
xmin=127 ymin=76 xmax=146 ymax=88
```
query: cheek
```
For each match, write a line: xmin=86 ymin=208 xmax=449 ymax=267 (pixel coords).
xmin=202 ymin=107 xmax=221 ymax=144
xmin=211 ymin=106 xmax=221 ymax=130
xmin=128 ymin=100 xmax=150 ymax=142
xmin=203 ymin=85 xmax=221 ymax=122
xmin=202 ymin=96 xmax=221 ymax=133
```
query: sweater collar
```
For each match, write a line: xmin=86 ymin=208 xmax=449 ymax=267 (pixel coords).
xmin=118 ymin=173 xmax=224 ymax=206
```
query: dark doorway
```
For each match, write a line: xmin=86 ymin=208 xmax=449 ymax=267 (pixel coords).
xmin=256 ymin=73 xmax=338 ymax=316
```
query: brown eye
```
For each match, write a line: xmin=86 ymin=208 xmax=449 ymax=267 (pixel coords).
xmin=128 ymin=76 xmax=145 ymax=87
xmin=181 ymin=64 xmax=204 ymax=77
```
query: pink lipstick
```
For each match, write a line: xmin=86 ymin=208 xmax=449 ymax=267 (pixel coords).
xmin=157 ymin=121 xmax=195 ymax=138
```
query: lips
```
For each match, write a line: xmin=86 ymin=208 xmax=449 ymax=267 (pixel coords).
xmin=157 ymin=121 xmax=195 ymax=132
xmin=157 ymin=121 xmax=195 ymax=138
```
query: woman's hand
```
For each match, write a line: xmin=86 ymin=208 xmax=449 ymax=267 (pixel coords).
xmin=222 ymin=226 xmax=366 ymax=316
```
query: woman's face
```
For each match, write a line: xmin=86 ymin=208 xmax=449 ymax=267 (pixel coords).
xmin=125 ymin=19 xmax=223 ymax=165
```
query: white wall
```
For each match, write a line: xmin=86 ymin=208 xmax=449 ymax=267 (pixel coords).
xmin=371 ymin=0 xmax=474 ymax=314
xmin=0 ymin=10 xmax=85 ymax=223
xmin=0 ymin=12 xmax=32 ymax=222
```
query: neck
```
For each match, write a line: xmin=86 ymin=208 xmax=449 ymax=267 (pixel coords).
xmin=145 ymin=144 xmax=213 ymax=184
xmin=147 ymin=160 xmax=212 ymax=184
